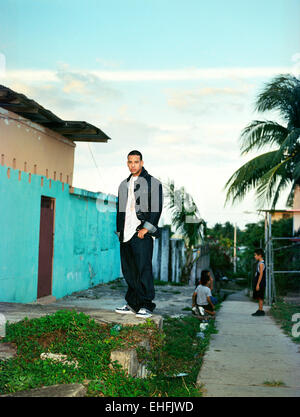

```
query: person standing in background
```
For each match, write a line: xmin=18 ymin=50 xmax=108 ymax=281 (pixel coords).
xmin=252 ymin=249 xmax=266 ymax=316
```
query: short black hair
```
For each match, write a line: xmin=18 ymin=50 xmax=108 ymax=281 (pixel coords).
xmin=255 ymin=248 xmax=264 ymax=257
xmin=201 ymin=270 xmax=210 ymax=280
xmin=195 ymin=270 xmax=210 ymax=287
xmin=200 ymin=274 xmax=210 ymax=286
xmin=128 ymin=150 xmax=143 ymax=161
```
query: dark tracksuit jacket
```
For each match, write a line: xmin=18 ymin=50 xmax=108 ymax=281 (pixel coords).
xmin=116 ymin=166 xmax=163 ymax=312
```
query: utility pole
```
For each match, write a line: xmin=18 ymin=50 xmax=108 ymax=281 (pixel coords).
xmin=234 ymin=223 xmax=237 ymax=274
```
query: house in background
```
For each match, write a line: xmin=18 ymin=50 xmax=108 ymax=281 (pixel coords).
xmin=0 ymin=85 xmax=120 ymax=303
xmin=293 ymin=186 xmax=300 ymax=234
xmin=259 ymin=186 xmax=300 ymax=235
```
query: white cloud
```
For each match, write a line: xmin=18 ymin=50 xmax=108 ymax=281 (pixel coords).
xmin=90 ymin=67 xmax=293 ymax=81
xmin=55 ymin=70 xmax=120 ymax=99
xmin=2 ymin=70 xmax=122 ymax=122
xmin=166 ymin=84 xmax=253 ymax=114
xmin=3 ymin=66 xmax=293 ymax=83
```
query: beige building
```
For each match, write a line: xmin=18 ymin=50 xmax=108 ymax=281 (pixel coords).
xmin=271 ymin=211 xmax=293 ymax=222
xmin=0 ymin=84 xmax=110 ymax=185
xmin=293 ymin=185 xmax=300 ymax=233
xmin=267 ymin=186 xmax=300 ymax=234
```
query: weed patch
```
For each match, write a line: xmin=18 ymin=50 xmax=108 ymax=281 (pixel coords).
xmin=0 ymin=309 xmax=217 ymax=397
xmin=263 ymin=380 xmax=286 ymax=387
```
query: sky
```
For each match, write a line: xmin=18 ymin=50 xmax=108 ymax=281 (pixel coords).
xmin=1 ymin=0 xmax=300 ymax=230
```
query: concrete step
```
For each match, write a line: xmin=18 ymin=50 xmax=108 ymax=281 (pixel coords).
xmin=0 ymin=383 xmax=86 ymax=397
xmin=34 ymin=296 xmax=57 ymax=305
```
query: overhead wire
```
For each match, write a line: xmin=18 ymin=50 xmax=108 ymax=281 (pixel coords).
xmin=87 ymin=142 xmax=108 ymax=194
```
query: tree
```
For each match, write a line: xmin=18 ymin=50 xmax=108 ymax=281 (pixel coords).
xmin=163 ymin=179 xmax=206 ymax=283
xmin=207 ymin=235 xmax=233 ymax=278
xmin=238 ymin=220 xmax=265 ymax=280
xmin=207 ymin=221 xmax=243 ymax=242
xmin=225 ymin=74 xmax=300 ymax=209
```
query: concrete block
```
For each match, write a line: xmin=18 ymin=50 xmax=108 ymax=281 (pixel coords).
xmin=0 ymin=383 xmax=86 ymax=397
xmin=0 ymin=313 xmax=6 ymax=337
xmin=91 ymin=309 xmax=164 ymax=330
xmin=0 ymin=342 xmax=17 ymax=361
xmin=110 ymin=339 xmax=150 ymax=378
xmin=40 ymin=352 xmax=79 ymax=368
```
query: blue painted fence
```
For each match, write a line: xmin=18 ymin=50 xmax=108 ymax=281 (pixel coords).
xmin=0 ymin=164 xmax=120 ymax=303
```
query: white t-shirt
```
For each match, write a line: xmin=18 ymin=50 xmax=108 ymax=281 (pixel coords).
xmin=195 ymin=285 xmax=212 ymax=306
xmin=123 ymin=175 xmax=141 ymax=242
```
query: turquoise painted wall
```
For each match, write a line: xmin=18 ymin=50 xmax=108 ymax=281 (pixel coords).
xmin=0 ymin=164 xmax=120 ymax=303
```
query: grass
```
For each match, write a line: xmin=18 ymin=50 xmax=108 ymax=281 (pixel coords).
xmin=161 ymin=289 xmax=181 ymax=294
xmin=263 ymin=380 xmax=286 ymax=387
xmin=269 ymin=299 xmax=300 ymax=343
xmin=142 ymin=315 xmax=218 ymax=396
xmin=154 ymin=280 xmax=185 ymax=287
xmin=0 ymin=309 xmax=218 ymax=397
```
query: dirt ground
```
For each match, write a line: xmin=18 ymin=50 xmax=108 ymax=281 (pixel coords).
xmin=56 ymin=278 xmax=195 ymax=317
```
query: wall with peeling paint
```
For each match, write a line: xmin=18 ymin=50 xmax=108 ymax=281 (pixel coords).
xmin=0 ymin=164 xmax=120 ymax=303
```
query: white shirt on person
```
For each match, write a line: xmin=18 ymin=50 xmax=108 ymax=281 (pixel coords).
xmin=123 ymin=175 xmax=141 ymax=243
xmin=195 ymin=284 xmax=212 ymax=305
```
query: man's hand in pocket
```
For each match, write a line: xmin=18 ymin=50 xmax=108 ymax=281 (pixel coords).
xmin=137 ymin=228 xmax=148 ymax=239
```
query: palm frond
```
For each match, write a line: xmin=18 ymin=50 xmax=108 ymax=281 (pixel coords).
xmin=276 ymin=127 xmax=300 ymax=157
xmin=255 ymin=74 xmax=300 ymax=126
xmin=226 ymin=73 xmax=300 ymax=209
xmin=256 ymin=157 xmax=292 ymax=208
xmin=224 ymin=150 xmax=279 ymax=206
xmin=239 ymin=120 xmax=288 ymax=155
xmin=163 ymin=179 xmax=205 ymax=247
xmin=292 ymin=157 xmax=300 ymax=183
xmin=270 ymin=176 xmax=292 ymax=209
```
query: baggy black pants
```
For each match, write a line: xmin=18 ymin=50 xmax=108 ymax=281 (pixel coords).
xmin=120 ymin=232 xmax=155 ymax=312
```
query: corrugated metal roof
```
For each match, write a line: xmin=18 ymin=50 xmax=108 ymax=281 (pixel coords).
xmin=259 ymin=209 xmax=300 ymax=213
xmin=0 ymin=84 xmax=110 ymax=143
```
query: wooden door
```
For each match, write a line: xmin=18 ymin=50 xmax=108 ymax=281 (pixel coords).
xmin=37 ymin=196 xmax=55 ymax=298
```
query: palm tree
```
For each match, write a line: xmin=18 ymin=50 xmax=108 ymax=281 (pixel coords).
xmin=163 ymin=179 xmax=206 ymax=283
xmin=225 ymin=74 xmax=300 ymax=208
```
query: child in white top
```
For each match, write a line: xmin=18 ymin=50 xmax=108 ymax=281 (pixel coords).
xmin=192 ymin=274 xmax=216 ymax=316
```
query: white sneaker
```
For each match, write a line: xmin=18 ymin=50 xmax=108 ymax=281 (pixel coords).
xmin=135 ymin=308 xmax=152 ymax=319
xmin=198 ymin=306 xmax=205 ymax=316
xmin=192 ymin=306 xmax=198 ymax=315
xmin=115 ymin=305 xmax=135 ymax=314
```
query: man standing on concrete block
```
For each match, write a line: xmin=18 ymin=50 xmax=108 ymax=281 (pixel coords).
xmin=115 ymin=150 xmax=163 ymax=319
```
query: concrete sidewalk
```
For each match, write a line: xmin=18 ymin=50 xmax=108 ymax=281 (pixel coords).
xmin=0 ymin=280 xmax=194 ymax=334
xmin=197 ymin=291 xmax=300 ymax=397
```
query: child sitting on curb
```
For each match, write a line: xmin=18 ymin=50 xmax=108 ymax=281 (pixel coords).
xmin=192 ymin=273 xmax=216 ymax=317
